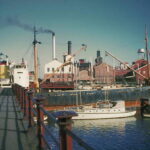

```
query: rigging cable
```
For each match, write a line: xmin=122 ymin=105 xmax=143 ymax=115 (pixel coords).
xmin=21 ymin=43 xmax=32 ymax=59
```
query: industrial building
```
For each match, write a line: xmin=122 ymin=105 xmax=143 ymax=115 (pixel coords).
xmin=41 ymin=41 xmax=74 ymax=89
xmin=93 ymin=51 xmax=115 ymax=85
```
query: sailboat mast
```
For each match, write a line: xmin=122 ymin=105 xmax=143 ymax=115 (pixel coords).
xmin=145 ymin=25 xmax=150 ymax=80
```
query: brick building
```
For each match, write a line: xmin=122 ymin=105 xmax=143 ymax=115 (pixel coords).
xmin=93 ymin=63 xmax=115 ymax=84
xmin=93 ymin=50 xmax=115 ymax=84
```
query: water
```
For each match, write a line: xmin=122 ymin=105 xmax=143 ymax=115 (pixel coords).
xmin=46 ymin=117 xmax=150 ymax=150
xmin=72 ymin=117 xmax=150 ymax=150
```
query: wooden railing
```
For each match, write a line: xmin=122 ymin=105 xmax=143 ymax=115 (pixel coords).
xmin=12 ymin=84 xmax=95 ymax=150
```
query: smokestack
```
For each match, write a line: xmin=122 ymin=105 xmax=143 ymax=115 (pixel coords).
xmin=97 ymin=50 xmax=100 ymax=57
xmin=52 ymin=33 xmax=56 ymax=60
xmin=68 ymin=41 xmax=72 ymax=55
xmin=63 ymin=55 xmax=66 ymax=63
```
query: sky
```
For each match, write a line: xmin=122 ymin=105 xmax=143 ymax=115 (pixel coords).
xmin=0 ymin=0 xmax=150 ymax=77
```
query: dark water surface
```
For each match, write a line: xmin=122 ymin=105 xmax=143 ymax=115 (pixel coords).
xmin=47 ymin=117 xmax=150 ymax=150
xmin=72 ymin=117 xmax=150 ymax=150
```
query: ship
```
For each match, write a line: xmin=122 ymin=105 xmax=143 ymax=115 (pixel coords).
xmin=0 ymin=52 xmax=10 ymax=87
xmin=10 ymin=58 xmax=29 ymax=88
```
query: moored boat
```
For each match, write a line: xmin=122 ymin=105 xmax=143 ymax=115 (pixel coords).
xmin=66 ymin=100 xmax=136 ymax=120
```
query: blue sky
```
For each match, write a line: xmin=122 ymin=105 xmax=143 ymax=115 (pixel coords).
xmin=1 ymin=0 xmax=150 ymax=77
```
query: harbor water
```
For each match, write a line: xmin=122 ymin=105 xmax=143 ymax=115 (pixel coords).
xmin=72 ymin=117 xmax=150 ymax=150
xmin=47 ymin=117 xmax=150 ymax=150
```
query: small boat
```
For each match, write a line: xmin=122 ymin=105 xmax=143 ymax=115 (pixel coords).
xmin=141 ymin=98 xmax=150 ymax=118
xmin=67 ymin=100 xmax=136 ymax=120
xmin=143 ymin=113 xmax=150 ymax=118
xmin=143 ymin=105 xmax=150 ymax=118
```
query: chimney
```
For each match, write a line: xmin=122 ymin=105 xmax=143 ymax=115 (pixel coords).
xmin=97 ymin=50 xmax=100 ymax=57
xmin=63 ymin=55 xmax=66 ymax=63
xmin=68 ymin=41 xmax=72 ymax=55
xmin=52 ymin=33 xmax=56 ymax=60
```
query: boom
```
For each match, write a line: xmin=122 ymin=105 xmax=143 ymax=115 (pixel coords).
xmin=105 ymin=51 xmax=148 ymax=80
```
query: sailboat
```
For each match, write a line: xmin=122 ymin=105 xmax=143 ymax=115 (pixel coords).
xmin=68 ymin=100 xmax=136 ymax=120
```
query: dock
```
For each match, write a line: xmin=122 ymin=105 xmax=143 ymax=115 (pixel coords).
xmin=0 ymin=88 xmax=37 ymax=150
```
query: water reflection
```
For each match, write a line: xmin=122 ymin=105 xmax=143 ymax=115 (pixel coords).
xmin=73 ymin=117 xmax=136 ymax=131
xmin=72 ymin=117 xmax=150 ymax=150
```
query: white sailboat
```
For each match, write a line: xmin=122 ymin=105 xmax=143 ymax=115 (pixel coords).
xmin=70 ymin=100 xmax=136 ymax=120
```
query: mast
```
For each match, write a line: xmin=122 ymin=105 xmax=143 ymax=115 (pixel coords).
xmin=33 ymin=26 xmax=41 ymax=89
xmin=145 ymin=25 xmax=150 ymax=80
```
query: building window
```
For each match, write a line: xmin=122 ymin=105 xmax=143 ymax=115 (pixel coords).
xmin=47 ymin=68 xmax=50 ymax=72
xmin=52 ymin=68 xmax=55 ymax=72
xmin=61 ymin=67 xmax=64 ymax=72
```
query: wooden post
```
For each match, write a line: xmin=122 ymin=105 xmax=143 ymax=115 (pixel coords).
xmin=23 ymin=88 xmax=28 ymax=117
xmin=21 ymin=87 xmax=24 ymax=110
xmin=19 ymin=86 xmax=22 ymax=106
xmin=35 ymin=95 xmax=45 ymax=150
xmin=27 ymin=91 xmax=33 ymax=128
xmin=53 ymin=111 xmax=77 ymax=150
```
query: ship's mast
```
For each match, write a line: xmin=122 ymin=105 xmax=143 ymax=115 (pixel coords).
xmin=33 ymin=26 xmax=41 ymax=89
xmin=145 ymin=25 xmax=150 ymax=80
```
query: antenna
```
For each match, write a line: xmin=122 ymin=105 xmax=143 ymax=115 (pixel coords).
xmin=145 ymin=24 xmax=150 ymax=80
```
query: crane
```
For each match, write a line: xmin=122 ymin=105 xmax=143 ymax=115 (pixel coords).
xmin=105 ymin=50 xmax=148 ymax=80
xmin=40 ymin=44 xmax=87 ymax=84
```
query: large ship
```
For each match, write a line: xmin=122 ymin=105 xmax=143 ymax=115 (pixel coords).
xmin=0 ymin=52 xmax=10 ymax=87
xmin=10 ymin=59 xmax=29 ymax=88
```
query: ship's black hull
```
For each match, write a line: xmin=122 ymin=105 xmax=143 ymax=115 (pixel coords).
xmin=38 ymin=86 xmax=150 ymax=106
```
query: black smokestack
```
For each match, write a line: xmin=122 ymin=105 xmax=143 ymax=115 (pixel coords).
xmin=68 ymin=41 xmax=72 ymax=55
xmin=97 ymin=50 xmax=100 ymax=57
xmin=64 ymin=55 xmax=66 ymax=63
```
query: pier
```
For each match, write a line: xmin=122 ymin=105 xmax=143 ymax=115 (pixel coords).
xmin=0 ymin=88 xmax=37 ymax=150
xmin=0 ymin=86 xmax=95 ymax=150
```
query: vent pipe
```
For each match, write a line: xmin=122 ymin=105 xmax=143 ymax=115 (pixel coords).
xmin=97 ymin=50 xmax=100 ymax=57
xmin=68 ymin=41 xmax=72 ymax=55
xmin=52 ymin=33 xmax=56 ymax=60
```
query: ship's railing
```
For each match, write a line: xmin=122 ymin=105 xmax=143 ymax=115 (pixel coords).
xmin=12 ymin=84 xmax=95 ymax=150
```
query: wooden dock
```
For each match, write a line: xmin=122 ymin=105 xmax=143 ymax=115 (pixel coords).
xmin=0 ymin=88 xmax=37 ymax=150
